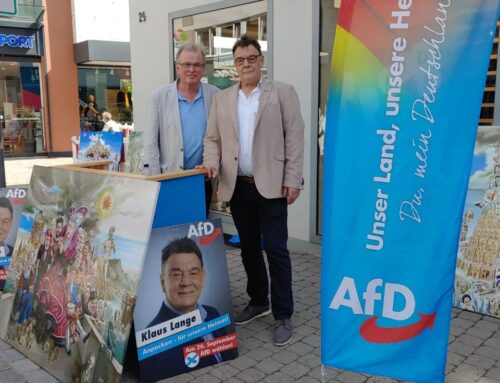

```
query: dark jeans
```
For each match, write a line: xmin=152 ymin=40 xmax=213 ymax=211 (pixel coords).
xmin=230 ymin=180 xmax=293 ymax=320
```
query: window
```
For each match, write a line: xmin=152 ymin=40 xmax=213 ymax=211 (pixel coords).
xmin=172 ymin=1 xmax=268 ymax=91
xmin=77 ymin=67 xmax=133 ymax=131
xmin=0 ymin=60 xmax=44 ymax=155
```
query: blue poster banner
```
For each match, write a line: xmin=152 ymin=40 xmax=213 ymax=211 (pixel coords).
xmin=321 ymin=1 xmax=500 ymax=382
xmin=19 ymin=65 xmax=41 ymax=109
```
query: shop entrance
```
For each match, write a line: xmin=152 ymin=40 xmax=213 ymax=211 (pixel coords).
xmin=0 ymin=60 xmax=44 ymax=156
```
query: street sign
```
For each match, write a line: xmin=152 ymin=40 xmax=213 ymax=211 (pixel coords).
xmin=0 ymin=0 xmax=17 ymax=16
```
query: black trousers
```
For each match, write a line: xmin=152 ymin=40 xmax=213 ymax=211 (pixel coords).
xmin=205 ymin=179 xmax=213 ymax=218
xmin=229 ymin=180 xmax=293 ymax=320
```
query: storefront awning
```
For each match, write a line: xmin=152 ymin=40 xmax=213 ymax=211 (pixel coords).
xmin=74 ymin=40 xmax=130 ymax=66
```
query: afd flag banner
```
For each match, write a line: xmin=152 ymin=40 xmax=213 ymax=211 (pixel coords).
xmin=321 ymin=1 xmax=500 ymax=382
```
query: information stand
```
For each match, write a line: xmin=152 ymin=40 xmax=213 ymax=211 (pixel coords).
xmin=0 ymin=161 xmax=209 ymax=383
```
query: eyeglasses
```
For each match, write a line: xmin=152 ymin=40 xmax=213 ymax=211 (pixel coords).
xmin=234 ymin=55 xmax=261 ymax=66
xmin=177 ymin=62 xmax=204 ymax=70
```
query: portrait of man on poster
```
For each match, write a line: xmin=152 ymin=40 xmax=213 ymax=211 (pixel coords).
xmin=140 ymin=237 xmax=236 ymax=381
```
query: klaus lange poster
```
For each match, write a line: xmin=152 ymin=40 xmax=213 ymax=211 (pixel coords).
xmin=134 ymin=219 xmax=238 ymax=382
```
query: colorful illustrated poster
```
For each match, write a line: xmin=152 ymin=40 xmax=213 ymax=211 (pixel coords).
xmin=454 ymin=126 xmax=500 ymax=318
xmin=124 ymin=131 xmax=144 ymax=175
xmin=78 ymin=131 xmax=124 ymax=172
xmin=0 ymin=188 xmax=27 ymax=292
xmin=320 ymin=1 xmax=500 ymax=382
xmin=134 ymin=219 xmax=238 ymax=382
xmin=0 ymin=166 xmax=159 ymax=383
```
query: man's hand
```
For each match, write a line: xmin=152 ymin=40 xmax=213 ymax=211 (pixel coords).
xmin=282 ymin=187 xmax=300 ymax=205
xmin=195 ymin=165 xmax=218 ymax=179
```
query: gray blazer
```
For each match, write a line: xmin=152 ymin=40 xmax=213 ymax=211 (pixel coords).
xmin=204 ymin=80 xmax=304 ymax=201
xmin=144 ymin=81 xmax=219 ymax=174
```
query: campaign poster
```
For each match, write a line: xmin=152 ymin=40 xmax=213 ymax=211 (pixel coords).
xmin=0 ymin=187 xmax=27 ymax=292
xmin=134 ymin=218 xmax=238 ymax=383
xmin=124 ymin=131 xmax=144 ymax=175
xmin=78 ymin=131 xmax=124 ymax=172
xmin=454 ymin=126 xmax=500 ymax=318
xmin=320 ymin=0 xmax=500 ymax=382
xmin=0 ymin=166 xmax=159 ymax=383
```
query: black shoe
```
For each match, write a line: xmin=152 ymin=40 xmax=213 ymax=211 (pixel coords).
xmin=274 ymin=319 xmax=292 ymax=346
xmin=234 ymin=304 xmax=271 ymax=325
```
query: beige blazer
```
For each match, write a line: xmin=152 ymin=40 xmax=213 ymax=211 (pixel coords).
xmin=204 ymin=80 xmax=304 ymax=202
xmin=143 ymin=81 xmax=219 ymax=174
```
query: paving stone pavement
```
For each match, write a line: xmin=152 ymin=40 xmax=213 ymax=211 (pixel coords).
xmin=0 ymin=158 xmax=499 ymax=382
xmin=3 ymin=156 xmax=73 ymax=187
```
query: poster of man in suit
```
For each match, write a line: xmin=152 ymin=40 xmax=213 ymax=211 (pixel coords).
xmin=134 ymin=219 xmax=238 ymax=382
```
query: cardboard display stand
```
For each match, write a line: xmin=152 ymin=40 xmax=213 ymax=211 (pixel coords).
xmin=0 ymin=162 xmax=222 ymax=383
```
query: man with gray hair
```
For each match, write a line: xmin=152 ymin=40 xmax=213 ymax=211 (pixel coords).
xmin=144 ymin=43 xmax=219 ymax=216
xmin=101 ymin=111 xmax=121 ymax=132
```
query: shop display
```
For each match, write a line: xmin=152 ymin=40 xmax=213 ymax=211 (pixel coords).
xmin=454 ymin=126 xmax=500 ymax=318
xmin=0 ymin=165 xmax=159 ymax=383
xmin=0 ymin=187 xmax=27 ymax=292
xmin=134 ymin=219 xmax=238 ymax=382
xmin=77 ymin=131 xmax=124 ymax=171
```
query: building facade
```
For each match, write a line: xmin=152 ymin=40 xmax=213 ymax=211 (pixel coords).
xmin=0 ymin=0 xmax=132 ymax=158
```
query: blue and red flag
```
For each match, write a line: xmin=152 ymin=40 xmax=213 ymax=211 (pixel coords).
xmin=321 ymin=0 xmax=500 ymax=382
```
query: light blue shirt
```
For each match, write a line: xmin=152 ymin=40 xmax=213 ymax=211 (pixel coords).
xmin=178 ymin=86 xmax=206 ymax=169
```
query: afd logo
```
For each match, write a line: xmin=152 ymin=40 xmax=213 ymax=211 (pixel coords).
xmin=187 ymin=222 xmax=221 ymax=245
xmin=329 ymin=277 xmax=436 ymax=343
xmin=5 ymin=188 xmax=26 ymax=205
xmin=0 ymin=34 xmax=34 ymax=49
xmin=6 ymin=189 xmax=25 ymax=199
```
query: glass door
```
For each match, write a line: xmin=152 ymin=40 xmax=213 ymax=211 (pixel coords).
xmin=0 ymin=60 xmax=44 ymax=156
